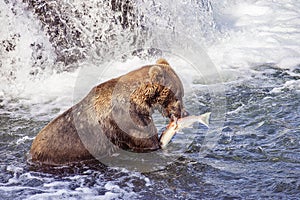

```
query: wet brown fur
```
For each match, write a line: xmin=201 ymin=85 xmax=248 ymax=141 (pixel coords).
xmin=29 ymin=59 xmax=185 ymax=165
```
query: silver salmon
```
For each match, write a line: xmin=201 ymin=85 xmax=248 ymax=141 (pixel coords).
xmin=159 ymin=112 xmax=211 ymax=149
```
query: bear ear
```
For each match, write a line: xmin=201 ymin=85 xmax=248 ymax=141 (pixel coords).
xmin=156 ymin=58 xmax=170 ymax=66
xmin=149 ymin=65 xmax=164 ymax=84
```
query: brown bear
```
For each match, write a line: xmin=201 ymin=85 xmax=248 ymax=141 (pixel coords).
xmin=29 ymin=59 xmax=186 ymax=165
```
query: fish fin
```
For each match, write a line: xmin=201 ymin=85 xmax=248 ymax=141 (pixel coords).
xmin=198 ymin=112 xmax=211 ymax=127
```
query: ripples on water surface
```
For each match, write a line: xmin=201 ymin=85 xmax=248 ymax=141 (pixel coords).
xmin=1 ymin=65 xmax=299 ymax=199
xmin=1 ymin=0 xmax=300 ymax=199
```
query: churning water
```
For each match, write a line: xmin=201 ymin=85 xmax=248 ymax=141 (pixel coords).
xmin=0 ymin=0 xmax=299 ymax=199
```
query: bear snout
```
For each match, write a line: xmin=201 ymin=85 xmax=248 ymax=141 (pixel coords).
xmin=166 ymin=100 xmax=185 ymax=120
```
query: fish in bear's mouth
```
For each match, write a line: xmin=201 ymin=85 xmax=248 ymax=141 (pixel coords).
xmin=159 ymin=112 xmax=211 ymax=149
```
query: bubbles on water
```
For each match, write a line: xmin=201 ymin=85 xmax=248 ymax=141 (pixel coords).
xmin=1 ymin=163 xmax=149 ymax=200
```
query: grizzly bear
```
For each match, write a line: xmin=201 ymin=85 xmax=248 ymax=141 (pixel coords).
xmin=29 ymin=59 xmax=186 ymax=165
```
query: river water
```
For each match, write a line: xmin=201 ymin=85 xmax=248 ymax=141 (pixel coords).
xmin=0 ymin=0 xmax=299 ymax=199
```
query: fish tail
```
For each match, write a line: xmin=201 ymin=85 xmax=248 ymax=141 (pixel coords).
xmin=198 ymin=112 xmax=211 ymax=127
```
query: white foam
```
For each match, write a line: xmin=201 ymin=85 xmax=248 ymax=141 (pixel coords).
xmin=0 ymin=1 xmax=56 ymax=86
xmin=104 ymin=182 xmax=120 ymax=191
xmin=208 ymin=0 xmax=300 ymax=69
xmin=15 ymin=136 xmax=35 ymax=145
xmin=270 ymin=79 xmax=300 ymax=94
